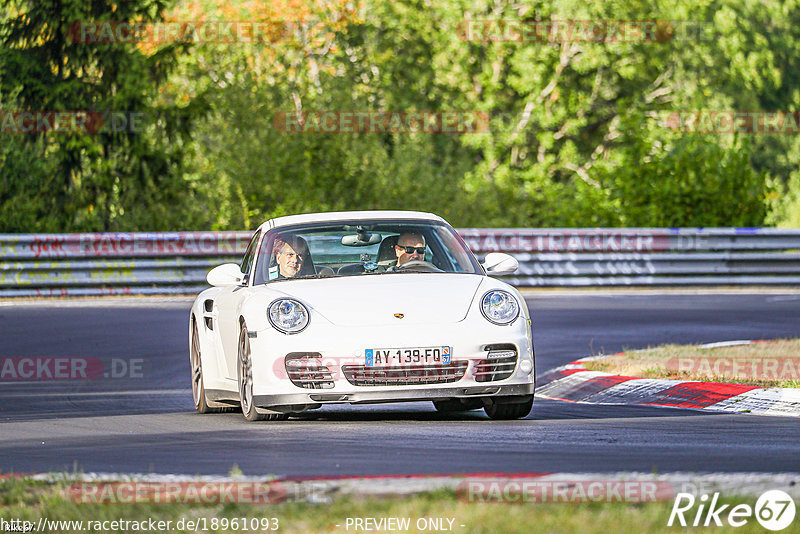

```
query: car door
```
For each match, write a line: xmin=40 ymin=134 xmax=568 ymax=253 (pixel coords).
xmin=216 ymin=230 xmax=261 ymax=379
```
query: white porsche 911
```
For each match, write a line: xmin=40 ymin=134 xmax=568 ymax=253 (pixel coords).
xmin=189 ymin=211 xmax=534 ymax=421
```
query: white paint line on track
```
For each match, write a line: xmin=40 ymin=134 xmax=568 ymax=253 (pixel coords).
xmin=519 ymin=287 xmax=800 ymax=296
xmin=698 ymin=340 xmax=755 ymax=349
xmin=0 ymin=412 xmax=238 ymax=443
xmin=0 ymin=297 xmax=194 ymax=307
xmin=0 ymin=389 xmax=191 ymax=398
xmin=767 ymin=295 xmax=800 ymax=301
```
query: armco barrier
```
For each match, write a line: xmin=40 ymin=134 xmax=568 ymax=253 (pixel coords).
xmin=460 ymin=228 xmax=800 ymax=287
xmin=0 ymin=232 xmax=250 ymax=297
xmin=0 ymin=228 xmax=798 ymax=296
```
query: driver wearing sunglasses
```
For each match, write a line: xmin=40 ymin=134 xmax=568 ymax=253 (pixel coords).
xmin=393 ymin=232 xmax=426 ymax=268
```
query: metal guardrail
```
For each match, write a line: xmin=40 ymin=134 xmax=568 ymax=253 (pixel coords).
xmin=458 ymin=228 xmax=800 ymax=287
xmin=1 ymin=228 xmax=799 ymax=296
xmin=0 ymin=232 xmax=250 ymax=297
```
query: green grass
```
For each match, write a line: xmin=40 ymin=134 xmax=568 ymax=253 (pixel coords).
xmin=0 ymin=477 xmax=784 ymax=533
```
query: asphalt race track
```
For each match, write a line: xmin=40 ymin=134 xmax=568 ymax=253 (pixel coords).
xmin=1 ymin=293 xmax=799 ymax=477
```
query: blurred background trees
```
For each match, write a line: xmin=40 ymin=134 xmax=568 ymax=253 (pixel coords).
xmin=1 ymin=0 xmax=798 ymax=231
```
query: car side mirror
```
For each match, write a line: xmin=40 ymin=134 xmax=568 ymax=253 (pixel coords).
xmin=482 ymin=252 xmax=518 ymax=276
xmin=207 ymin=263 xmax=245 ymax=287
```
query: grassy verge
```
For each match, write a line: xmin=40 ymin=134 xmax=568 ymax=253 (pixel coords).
xmin=0 ymin=477 xmax=779 ymax=534
xmin=583 ymin=339 xmax=800 ymax=388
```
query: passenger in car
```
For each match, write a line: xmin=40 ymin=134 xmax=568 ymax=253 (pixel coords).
xmin=271 ymin=235 xmax=313 ymax=279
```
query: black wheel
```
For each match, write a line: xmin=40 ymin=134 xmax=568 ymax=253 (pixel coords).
xmin=237 ymin=323 xmax=265 ymax=421
xmin=484 ymin=395 xmax=534 ymax=420
xmin=238 ymin=322 xmax=286 ymax=422
xmin=191 ymin=321 xmax=238 ymax=414
xmin=191 ymin=321 xmax=218 ymax=414
xmin=432 ymin=399 xmax=483 ymax=413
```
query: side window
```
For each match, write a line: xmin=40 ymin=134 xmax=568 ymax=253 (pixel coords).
xmin=430 ymin=229 xmax=461 ymax=272
xmin=240 ymin=231 xmax=261 ymax=280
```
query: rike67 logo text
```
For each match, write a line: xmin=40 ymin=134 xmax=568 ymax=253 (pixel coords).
xmin=669 ymin=490 xmax=796 ymax=531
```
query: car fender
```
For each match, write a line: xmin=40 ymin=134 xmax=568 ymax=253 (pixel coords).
xmin=238 ymin=285 xmax=332 ymax=334
xmin=190 ymin=286 xmax=231 ymax=390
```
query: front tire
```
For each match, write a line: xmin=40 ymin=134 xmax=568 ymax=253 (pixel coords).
xmin=238 ymin=322 xmax=286 ymax=422
xmin=237 ymin=323 xmax=265 ymax=421
xmin=191 ymin=321 xmax=217 ymax=414
xmin=484 ymin=395 xmax=533 ymax=420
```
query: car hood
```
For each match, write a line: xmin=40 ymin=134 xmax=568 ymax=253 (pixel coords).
xmin=271 ymin=273 xmax=485 ymax=326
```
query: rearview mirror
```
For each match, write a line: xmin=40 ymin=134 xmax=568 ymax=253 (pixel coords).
xmin=482 ymin=253 xmax=519 ymax=276
xmin=207 ymin=263 xmax=245 ymax=287
xmin=341 ymin=233 xmax=382 ymax=246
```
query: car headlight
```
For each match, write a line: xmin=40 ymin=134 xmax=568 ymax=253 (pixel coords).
xmin=268 ymin=299 xmax=310 ymax=334
xmin=480 ymin=290 xmax=520 ymax=325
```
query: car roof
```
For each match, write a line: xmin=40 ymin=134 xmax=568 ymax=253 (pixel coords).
xmin=262 ymin=210 xmax=446 ymax=231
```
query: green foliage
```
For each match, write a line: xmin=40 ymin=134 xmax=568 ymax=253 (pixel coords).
xmin=603 ymin=112 xmax=768 ymax=226
xmin=0 ymin=0 xmax=209 ymax=232
xmin=3 ymin=0 xmax=800 ymax=230
xmin=767 ymin=170 xmax=800 ymax=227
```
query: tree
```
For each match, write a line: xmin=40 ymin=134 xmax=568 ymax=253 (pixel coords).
xmin=0 ymin=0 xmax=207 ymax=231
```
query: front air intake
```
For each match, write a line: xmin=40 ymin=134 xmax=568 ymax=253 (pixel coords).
xmin=284 ymin=353 xmax=334 ymax=389
xmin=342 ymin=361 xmax=468 ymax=386
xmin=474 ymin=344 xmax=517 ymax=382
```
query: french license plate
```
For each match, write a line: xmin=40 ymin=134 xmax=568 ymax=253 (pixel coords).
xmin=365 ymin=346 xmax=451 ymax=367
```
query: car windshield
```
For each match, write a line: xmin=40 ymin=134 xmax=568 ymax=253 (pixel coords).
xmin=253 ymin=219 xmax=482 ymax=284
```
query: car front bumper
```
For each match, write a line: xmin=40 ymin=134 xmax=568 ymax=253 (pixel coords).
xmin=246 ymin=316 xmax=535 ymax=410
xmin=252 ymin=382 xmax=534 ymax=411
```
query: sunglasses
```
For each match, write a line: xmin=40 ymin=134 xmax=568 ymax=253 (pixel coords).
xmin=396 ymin=245 xmax=426 ymax=255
